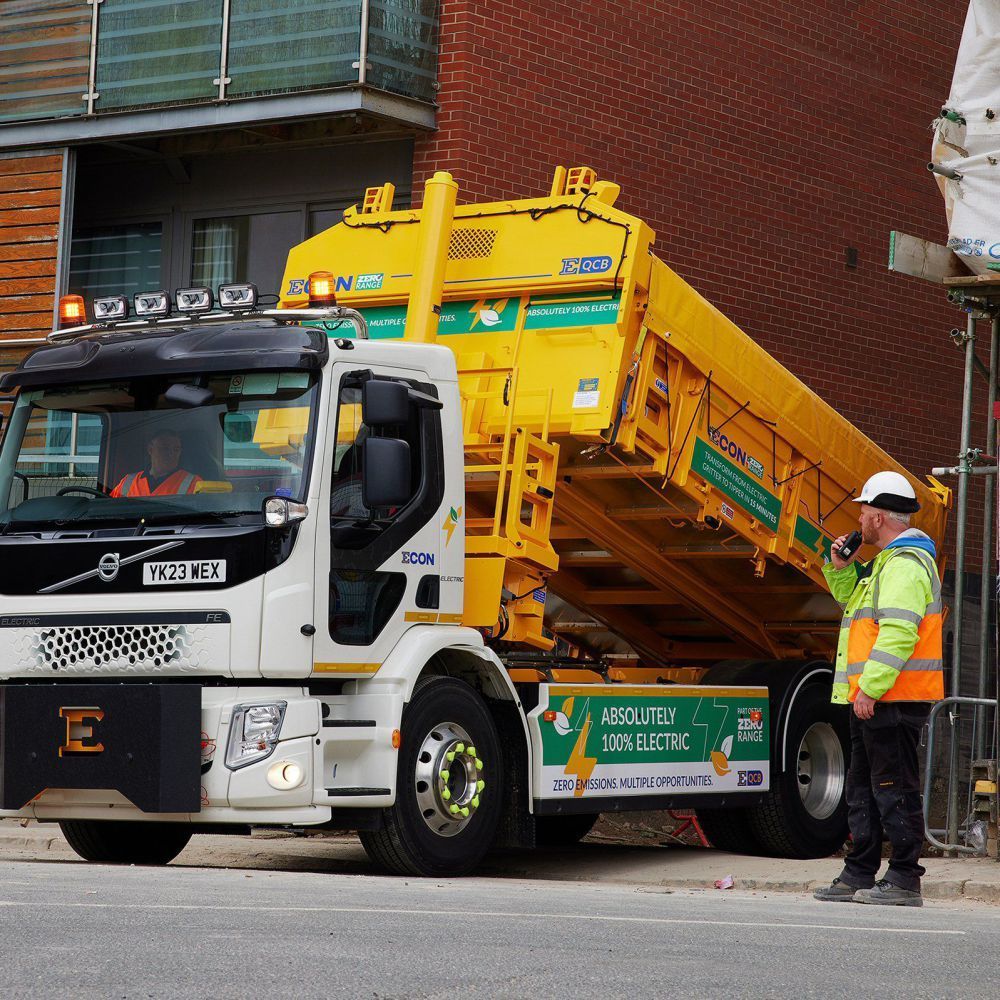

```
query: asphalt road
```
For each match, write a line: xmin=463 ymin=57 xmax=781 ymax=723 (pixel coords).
xmin=0 ymin=859 xmax=997 ymax=999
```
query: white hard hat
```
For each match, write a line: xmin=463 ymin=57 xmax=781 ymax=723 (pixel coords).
xmin=853 ymin=470 xmax=920 ymax=514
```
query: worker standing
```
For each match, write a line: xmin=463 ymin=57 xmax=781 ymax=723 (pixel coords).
xmin=813 ymin=471 xmax=944 ymax=907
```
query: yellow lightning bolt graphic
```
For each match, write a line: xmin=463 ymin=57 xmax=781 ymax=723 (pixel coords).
xmin=442 ymin=505 xmax=462 ymax=546
xmin=565 ymin=713 xmax=598 ymax=798
xmin=468 ymin=298 xmax=487 ymax=331
xmin=467 ymin=298 xmax=509 ymax=331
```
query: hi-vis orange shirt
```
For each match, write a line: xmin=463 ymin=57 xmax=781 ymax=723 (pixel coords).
xmin=111 ymin=469 xmax=202 ymax=498
xmin=822 ymin=531 xmax=943 ymax=705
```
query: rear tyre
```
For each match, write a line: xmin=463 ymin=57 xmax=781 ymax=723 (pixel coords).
xmin=360 ymin=677 xmax=503 ymax=877
xmin=694 ymin=807 xmax=763 ymax=854
xmin=749 ymin=683 xmax=849 ymax=858
xmin=534 ymin=813 xmax=599 ymax=847
xmin=59 ymin=820 xmax=191 ymax=865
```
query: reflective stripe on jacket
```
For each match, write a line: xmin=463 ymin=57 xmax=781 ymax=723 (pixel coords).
xmin=822 ymin=539 xmax=943 ymax=705
xmin=111 ymin=469 xmax=201 ymax=498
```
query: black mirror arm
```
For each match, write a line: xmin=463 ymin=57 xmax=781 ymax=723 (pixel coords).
xmin=406 ymin=387 xmax=443 ymax=410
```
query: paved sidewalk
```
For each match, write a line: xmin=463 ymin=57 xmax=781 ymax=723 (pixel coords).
xmin=3 ymin=817 xmax=999 ymax=903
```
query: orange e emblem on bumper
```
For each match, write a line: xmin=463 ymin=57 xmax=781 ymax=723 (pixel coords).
xmin=59 ymin=707 xmax=105 ymax=756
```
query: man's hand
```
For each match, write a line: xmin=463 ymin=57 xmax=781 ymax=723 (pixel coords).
xmin=830 ymin=534 xmax=859 ymax=571
xmin=853 ymin=690 xmax=877 ymax=720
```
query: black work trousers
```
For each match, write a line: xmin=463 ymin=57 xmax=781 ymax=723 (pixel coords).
xmin=838 ymin=704 xmax=929 ymax=892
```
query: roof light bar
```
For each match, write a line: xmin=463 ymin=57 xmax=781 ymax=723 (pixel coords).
xmin=58 ymin=294 xmax=86 ymax=329
xmin=134 ymin=290 xmax=172 ymax=319
xmin=218 ymin=282 xmax=258 ymax=311
xmin=176 ymin=286 xmax=213 ymax=314
xmin=93 ymin=295 xmax=129 ymax=322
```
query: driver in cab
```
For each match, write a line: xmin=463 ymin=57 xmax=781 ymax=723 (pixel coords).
xmin=111 ymin=429 xmax=202 ymax=498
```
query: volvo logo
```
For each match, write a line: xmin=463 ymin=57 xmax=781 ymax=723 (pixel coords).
xmin=97 ymin=553 xmax=121 ymax=582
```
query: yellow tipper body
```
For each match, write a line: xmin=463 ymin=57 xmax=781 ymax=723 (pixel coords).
xmin=281 ymin=167 xmax=949 ymax=671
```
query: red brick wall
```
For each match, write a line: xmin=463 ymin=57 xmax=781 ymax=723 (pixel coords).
xmin=415 ymin=2 xmax=977 ymax=544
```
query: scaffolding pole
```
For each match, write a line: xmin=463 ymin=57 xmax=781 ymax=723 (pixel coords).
xmin=977 ymin=314 xmax=999 ymax=762
xmin=947 ymin=312 xmax=977 ymax=851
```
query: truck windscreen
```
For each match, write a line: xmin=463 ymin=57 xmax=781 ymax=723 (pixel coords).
xmin=0 ymin=369 xmax=318 ymax=528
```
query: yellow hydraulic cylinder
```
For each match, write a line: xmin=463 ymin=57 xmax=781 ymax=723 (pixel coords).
xmin=403 ymin=170 xmax=458 ymax=343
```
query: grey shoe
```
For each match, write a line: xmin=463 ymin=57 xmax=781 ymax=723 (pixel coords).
xmin=813 ymin=877 xmax=864 ymax=902
xmin=853 ymin=879 xmax=923 ymax=907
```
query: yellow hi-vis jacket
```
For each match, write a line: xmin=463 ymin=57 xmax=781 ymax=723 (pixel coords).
xmin=822 ymin=531 xmax=944 ymax=705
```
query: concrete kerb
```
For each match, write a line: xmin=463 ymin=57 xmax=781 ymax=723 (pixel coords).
xmin=2 ymin=819 xmax=999 ymax=902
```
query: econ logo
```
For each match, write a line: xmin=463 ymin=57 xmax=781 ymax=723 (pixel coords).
xmin=402 ymin=551 xmax=435 ymax=566
xmin=708 ymin=425 xmax=765 ymax=480
xmin=559 ymin=255 xmax=613 ymax=276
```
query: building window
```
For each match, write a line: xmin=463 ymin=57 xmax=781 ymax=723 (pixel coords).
xmin=68 ymin=222 xmax=163 ymax=302
xmin=191 ymin=216 xmax=250 ymax=287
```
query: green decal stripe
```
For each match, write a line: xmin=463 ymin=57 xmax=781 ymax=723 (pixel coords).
xmin=691 ymin=437 xmax=781 ymax=531
xmin=524 ymin=292 xmax=621 ymax=330
xmin=794 ymin=516 xmax=833 ymax=561
xmin=540 ymin=692 xmax=769 ymax=767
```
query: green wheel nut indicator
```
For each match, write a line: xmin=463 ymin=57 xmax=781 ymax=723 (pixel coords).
xmin=471 ymin=796 xmax=480 ymax=808
xmin=475 ymin=759 xmax=483 ymax=770
xmin=467 ymin=746 xmax=476 ymax=757
xmin=440 ymin=769 xmax=450 ymax=782
xmin=476 ymin=780 xmax=485 ymax=792
xmin=460 ymin=807 xmax=469 ymax=817
xmin=450 ymin=804 xmax=460 ymax=815
xmin=446 ymin=751 xmax=455 ymax=763
xmin=442 ymin=788 xmax=451 ymax=801
xmin=456 ymin=743 xmax=465 ymax=753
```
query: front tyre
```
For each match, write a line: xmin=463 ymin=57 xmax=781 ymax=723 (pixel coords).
xmin=360 ymin=677 xmax=503 ymax=877
xmin=59 ymin=820 xmax=192 ymax=865
xmin=749 ymin=684 xmax=849 ymax=858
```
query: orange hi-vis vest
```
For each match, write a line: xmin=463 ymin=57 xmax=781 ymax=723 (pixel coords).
xmin=844 ymin=547 xmax=944 ymax=703
xmin=112 ymin=469 xmax=201 ymax=498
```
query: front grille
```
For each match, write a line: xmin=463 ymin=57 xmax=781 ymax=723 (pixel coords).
xmin=10 ymin=624 xmax=216 ymax=674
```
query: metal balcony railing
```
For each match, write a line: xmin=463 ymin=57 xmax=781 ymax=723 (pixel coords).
xmin=0 ymin=0 xmax=438 ymax=125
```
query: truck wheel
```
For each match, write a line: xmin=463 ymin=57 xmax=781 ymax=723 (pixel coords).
xmin=59 ymin=820 xmax=191 ymax=865
xmin=749 ymin=684 xmax=848 ymax=858
xmin=694 ymin=807 xmax=763 ymax=854
xmin=534 ymin=813 xmax=599 ymax=847
xmin=359 ymin=677 xmax=503 ymax=877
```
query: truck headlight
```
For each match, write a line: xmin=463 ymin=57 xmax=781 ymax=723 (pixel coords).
xmin=225 ymin=702 xmax=287 ymax=770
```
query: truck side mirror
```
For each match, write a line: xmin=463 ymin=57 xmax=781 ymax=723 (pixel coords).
xmin=362 ymin=380 xmax=409 ymax=427
xmin=362 ymin=437 xmax=411 ymax=509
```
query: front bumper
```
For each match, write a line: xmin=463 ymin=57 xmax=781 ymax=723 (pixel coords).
xmin=0 ymin=683 xmax=401 ymax=826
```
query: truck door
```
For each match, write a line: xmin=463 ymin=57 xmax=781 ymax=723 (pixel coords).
xmin=311 ymin=364 xmax=446 ymax=676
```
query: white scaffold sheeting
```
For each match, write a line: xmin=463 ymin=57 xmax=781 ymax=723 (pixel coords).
xmin=932 ymin=0 xmax=1000 ymax=273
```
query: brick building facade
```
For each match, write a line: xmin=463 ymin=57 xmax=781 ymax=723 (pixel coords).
xmin=0 ymin=2 xmax=974 ymax=493
xmin=414 ymin=2 xmax=971 ymax=489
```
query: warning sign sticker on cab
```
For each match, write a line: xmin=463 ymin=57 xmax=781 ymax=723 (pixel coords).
xmin=143 ymin=560 xmax=227 ymax=586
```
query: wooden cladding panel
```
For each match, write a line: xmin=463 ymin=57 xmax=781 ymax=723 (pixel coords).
xmin=0 ymin=153 xmax=63 ymax=339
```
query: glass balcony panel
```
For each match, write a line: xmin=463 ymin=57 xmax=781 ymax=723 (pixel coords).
xmin=367 ymin=0 xmax=438 ymax=103
xmin=0 ymin=0 xmax=91 ymax=124
xmin=227 ymin=0 xmax=360 ymax=99
xmin=95 ymin=0 xmax=222 ymax=111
